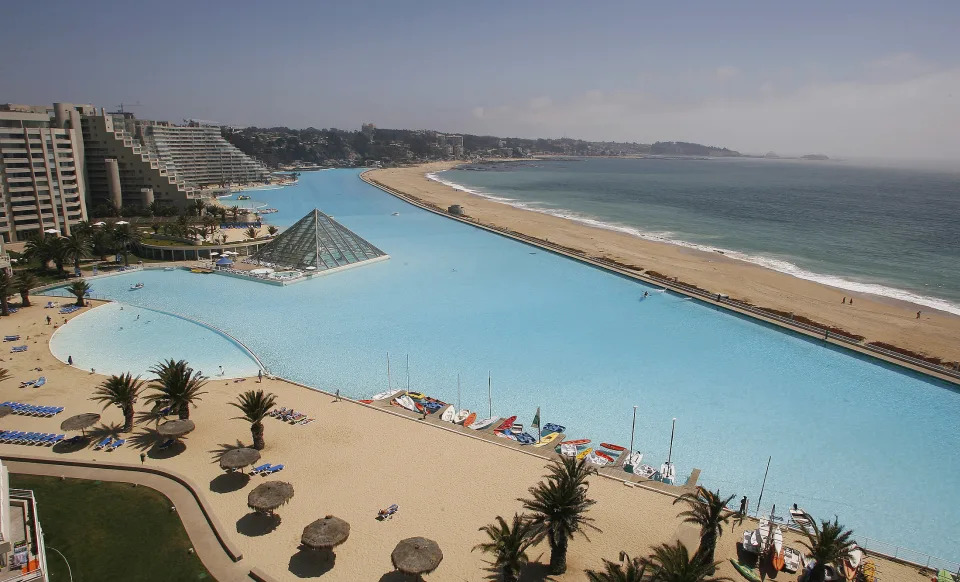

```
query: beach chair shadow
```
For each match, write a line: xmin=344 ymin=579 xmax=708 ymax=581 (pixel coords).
xmin=135 ymin=407 xmax=171 ymax=426
xmin=236 ymin=512 xmax=281 ymax=537
xmin=288 ymin=547 xmax=336 ymax=577
xmin=210 ymin=471 xmax=250 ymax=494
xmin=128 ymin=428 xmax=187 ymax=458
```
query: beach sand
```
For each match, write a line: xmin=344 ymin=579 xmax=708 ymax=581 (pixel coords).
xmin=367 ymin=161 xmax=960 ymax=363
xmin=0 ymin=302 xmax=931 ymax=581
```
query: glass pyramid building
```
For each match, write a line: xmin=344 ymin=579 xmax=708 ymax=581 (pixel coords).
xmin=252 ymin=208 xmax=387 ymax=272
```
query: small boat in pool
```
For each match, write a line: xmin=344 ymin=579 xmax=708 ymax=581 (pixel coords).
xmin=576 ymin=447 xmax=593 ymax=460
xmin=370 ymin=389 xmax=400 ymax=401
xmin=130 ymin=283 xmax=144 ymax=290
xmin=453 ymin=409 xmax=470 ymax=424
xmin=494 ymin=416 xmax=517 ymax=432
xmin=514 ymin=432 xmax=537 ymax=445
xmin=533 ymin=432 xmax=563 ymax=447
xmin=595 ymin=450 xmax=615 ymax=463
xmin=392 ymin=212 xmax=399 ymax=216
xmin=462 ymin=411 xmax=477 ymax=427
xmin=635 ymin=464 xmax=657 ymax=479
xmin=440 ymin=406 xmax=456 ymax=422
xmin=623 ymin=451 xmax=643 ymax=471
xmin=406 ymin=391 xmax=426 ymax=400
xmin=163 ymin=267 xmax=175 ymax=271
xmin=658 ymin=461 xmax=676 ymax=484
xmin=600 ymin=443 xmax=626 ymax=452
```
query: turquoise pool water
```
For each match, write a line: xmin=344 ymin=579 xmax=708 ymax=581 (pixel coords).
xmin=49 ymin=302 xmax=262 ymax=379
xmin=45 ymin=169 xmax=960 ymax=562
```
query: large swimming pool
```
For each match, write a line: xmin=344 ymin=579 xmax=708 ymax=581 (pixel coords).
xmin=45 ymin=169 xmax=960 ymax=562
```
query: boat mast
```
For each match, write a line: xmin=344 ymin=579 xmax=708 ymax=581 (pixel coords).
xmin=386 ymin=352 xmax=391 ymax=391
xmin=666 ymin=417 xmax=676 ymax=464
xmin=406 ymin=354 xmax=410 ymax=392
xmin=457 ymin=373 xmax=461 ymax=410
xmin=487 ymin=372 xmax=492 ymax=418
xmin=629 ymin=405 xmax=638 ymax=454
xmin=756 ymin=455 xmax=772 ymax=519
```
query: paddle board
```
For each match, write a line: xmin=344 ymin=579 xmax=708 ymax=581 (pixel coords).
xmin=560 ymin=439 xmax=590 ymax=446
xmin=358 ymin=399 xmax=373 ymax=404
xmin=730 ymin=560 xmax=761 ymax=582
xmin=595 ymin=450 xmax=615 ymax=463
xmin=533 ymin=432 xmax=563 ymax=447
xmin=772 ymin=549 xmax=785 ymax=572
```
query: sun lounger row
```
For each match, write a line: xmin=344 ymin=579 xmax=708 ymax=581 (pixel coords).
xmin=250 ymin=463 xmax=284 ymax=475
xmin=3 ymin=335 xmax=20 ymax=342
xmin=0 ymin=431 xmax=65 ymax=446
xmin=1 ymin=402 xmax=64 ymax=416
xmin=44 ymin=301 xmax=60 ymax=309
xmin=10 ymin=346 xmax=27 ymax=353
xmin=59 ymin=305 xmax=81 ymax=315
xmin=268 ymin=407 xmax=314 ymax=425
xmin=93 ymin=437 xmax=125 ymax=451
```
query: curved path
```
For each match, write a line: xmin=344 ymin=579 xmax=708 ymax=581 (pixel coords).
xmin=4 ymin=457 xmax=250 ymax=582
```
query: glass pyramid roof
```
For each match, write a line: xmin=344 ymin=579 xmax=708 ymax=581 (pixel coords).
xmin=252 ymin=209 xmax=387 ymax=271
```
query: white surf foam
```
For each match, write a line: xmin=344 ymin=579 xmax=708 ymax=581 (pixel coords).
xmin=426 ymin=171 xmax=960 ymax=316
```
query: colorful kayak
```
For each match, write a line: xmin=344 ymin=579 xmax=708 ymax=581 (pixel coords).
xmin=358 ymin=399 xmax=373 ymax=404
xmin=515 ymin=433 xmax=537 ymax=445
xmin=595 ymin=450 xmax=615 ymax=463
xmin=406 ymin=392 xmax=426 ymax=400
xmin=560 ymin=439 xmax=590 ymax=446
xmin=600 ymin=443 xmax=625 ymax=452
xmin=533 ymin=432 xmax=563 ymax=447
xmin=467 ymin=416 xmax=498 ymax=430
xmin=462 ymin=412 xmax=477 ymax=427
xmin=541 ymin=423 xmax=565 ymax=435
xmin=730 ymin=560 xmax=761 ymax=582
xmin=576 ymin=447 xmax=593 ymax=460
xmin=771 ymin=549 xmax=785 ymax=571
xmin=495 ymin=416 xmax=517 ymax=431
xmin=496 ymin=431 xmax=517 ymax=440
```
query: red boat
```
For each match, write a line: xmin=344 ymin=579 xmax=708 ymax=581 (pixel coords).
xmin=595 ymin=450 xmax=615 ymax=462
xmin=559 ymin=439 xmax=591 ymax=446
xmin=358 ymin=399 xmax=373 ymax=404
xmin=495 ymin=416 xmax=517 ymax=432
xmin=600 ymin=443 xmax=626 ymax=451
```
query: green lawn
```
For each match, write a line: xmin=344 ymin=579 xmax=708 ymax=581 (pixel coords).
xmin=9 ymin=475 xmax=212 ymax=582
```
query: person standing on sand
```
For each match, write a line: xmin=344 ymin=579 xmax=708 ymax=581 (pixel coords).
xmin=67 ymin=355 xmax=73 ymax=365
xmin=258 ymin=369 xmax=263 ymax=383
xmin=46 ymin=315 xmax=51 ymax=325
xmin=739 ymin=496 xmax=748 ymax=518
xmin=842 ymin=297 xmax=846 ymax=304
xmin=917 ymin=310 xmax=921 ymax=319
xmin=849 ymin=298 xmax=853 ymax=305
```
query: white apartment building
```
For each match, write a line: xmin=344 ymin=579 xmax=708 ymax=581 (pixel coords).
xmin=0 ymin=105 xmax=88 ymax=243
xmin=140 ymin=123 xmax=269 ymax=188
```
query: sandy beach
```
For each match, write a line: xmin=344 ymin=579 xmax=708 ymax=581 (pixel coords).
xmin=366 ymin=162 xmax=960 ymax=364
xmin=0 ymin=301 xmax=931 ymax=581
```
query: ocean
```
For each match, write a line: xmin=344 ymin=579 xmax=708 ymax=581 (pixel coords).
xmin=437 ymin=157 xmax=960 ymax=315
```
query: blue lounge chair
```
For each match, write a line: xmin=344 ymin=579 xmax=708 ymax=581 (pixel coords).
xmin=93 ymin=437 xmax=112 ymax=450
xmin=250 ymin=463 xmax=272 ymax=475
xmin=107 ymin=439 xmax=125 ymax=451
xmin=157 ymin=438 xmax=175 ymax=450
xmin=19 ymin=380 xmax=35 ymax=388
xmin=263 ymin=464 xmax=284 ymax=475
xmin=34 ymin=377 xmax=46 ymax=388
xmin=11 ymin=346 xmax=27 ymax=353
xmin=50 ymin=434 xmax=65 ymax=445
xmin=3 ymin=335 xmax=20 ymax=342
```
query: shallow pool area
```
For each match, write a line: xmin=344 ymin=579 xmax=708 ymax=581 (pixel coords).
xmin=50 ymin=302 xmax=262 ymax=379
xmin=41 ymin=169 xmax=960 ymax=562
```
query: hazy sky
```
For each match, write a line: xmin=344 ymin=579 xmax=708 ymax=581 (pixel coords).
xmin=3 ymin=1 xmax=959 ymax=158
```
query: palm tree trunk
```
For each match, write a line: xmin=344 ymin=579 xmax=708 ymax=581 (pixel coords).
xmin=123 ymin=249 xmax=129 ymax=266
xmin=252 ymin=421 xmax=265 ymax=450
xmin=20 ymin=292 xmax=31 ymax=307
xmin=123 ymin=405 xmax=134 ymax=432
xmin=73 ymin=294 xmax=84 ymax=308
xmin=0 ymin=297 xmax=8 ymax=317
xmin=698 ymin=531 xmax=717 ymax=573
xmin=503 ymin=566 xmax=519 ymax=582
xmin=178 ymin=405 xmax=190 ymax=420
xmin=548 ymin=530 xmax=568 ymax=574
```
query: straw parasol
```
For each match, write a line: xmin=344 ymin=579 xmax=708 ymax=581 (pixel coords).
xmin=247 ymin=481 xmax=294 ymax=514
xmin=0 ymin=406 xmax=13 ymax=419
xmin=220 ymin=447 xmax=260 ymax=472
xmin=60 ymin=413 xmax=101 ymax=435
xmin=391 ymin=537 xmax=443 ymax=576
xmin=157 ymin=419 xmax=196 ymax=438
xmin=301 ymin=516 xmax=350 ymax=550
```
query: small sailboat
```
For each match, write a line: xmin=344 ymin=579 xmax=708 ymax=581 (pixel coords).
xmin=453 ymin=409 xmax=471 ymax=424
xmin=392 ymin=212 xmax=399 ymax=216
xmin=658 ymin=461 xmax=676 ymax=484
xmin=623 ymin=451 xmax=643 ymax=471
xmin=130 ymin=282 xmax=144 ymax=290
xmin=371 ymin=389 xmax=400 ymax=401
xmin=771 ymin=526 xmax=785 ymax=570
xmin=440 ymin=406 xmax=456 ymax=422
xmin=393 ymin=394 xmax=418 ymax=412
xmin=467 ymin=416 xmax=498 ymax=430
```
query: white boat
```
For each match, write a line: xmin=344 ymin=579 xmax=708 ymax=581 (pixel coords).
xmin=624 ymin=452 xmax=643 ymax=470
xmin=453 ymin=409 xmax=471 ymax=424
xmin=440 ymin=406 xmax=456 ymax=422
xmin=130 ymin=283 xmax=144 ymax=290
xmin=371 ymin=389 xmax=400 ymax=401
xmin=741 ymin=529 xmax=762 ymax=554
xmin=783 ymin=547 xmax=802 ymax=573
xmin=393 ymin=394 xmax=418 ymax=412
xmin=467 ymin=416 xmax=498 ymax=430
xmin=586 ymin=451 xmax=609 ymax=467
xmin=772 ymin=526 xmax=783 ymax=554
xmin=510 ymin=423 xmax=524 ymax=434
xmin=658 ymin=461 xmax=676 ymax=484
xmin=846 ymin=546 xmax=863 ymax=569
xmin=392 ymin=212 xmax=399 ymax=216
xmin=163 ymin=267 xmax=175 ymax=271
xmin=636 ymin=464 xmax=657 ymax=478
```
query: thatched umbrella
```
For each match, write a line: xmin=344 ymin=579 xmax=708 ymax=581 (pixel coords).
xmin=247 ymin=481 xmax=294 ymax=514
xmin=220 ymin=448 xmax=260 ymax=472
xmin=60 ymin=413 xmax=101 ymax=436
xmin=0 ymin=406 xmax=13 ymax=419
xmin=392 ymin=537 xmax=442 ymax=576
xmin=301 ymin=516 xmax=350 ymax=550
xmin=157 ymin=419 xmax=196 ymax=439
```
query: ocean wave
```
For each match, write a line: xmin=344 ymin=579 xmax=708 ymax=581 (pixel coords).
xmin=426 ymin=171 xmax=960 ymax=316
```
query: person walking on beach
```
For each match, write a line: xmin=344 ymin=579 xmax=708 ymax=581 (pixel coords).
xmin=335 ymin=389 xmax=341 ymax=402
xmin=917 ymin=310 xmax=922 ymax=319
xmin=842 ymin=297 xmax=846 ymax=304
xmin=849 ymin=297 xmax=853 ymax=305
xmin=739 ymin=496 xmax=748 ymax=518
xmin=258 ymin=369 xmax=263 ymax=383
xmin=67 ymin=355 xmax=73 ymax=365
xmin=46 ymin=315 xmax=51 ymax=325
xmin=218 ymin=365 xmax=224 ymax=376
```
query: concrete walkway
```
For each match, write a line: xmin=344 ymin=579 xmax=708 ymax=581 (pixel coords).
xmin=6 ymin=459 xmax=250 ymax=582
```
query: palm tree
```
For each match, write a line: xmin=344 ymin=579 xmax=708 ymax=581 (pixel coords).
xmin=642 ymin=542 xmax=729 ymax=582
xmin=62 ymin=233 xmax=91 ymax=272
xmin=586 ymin=551 xmax=647 ymax=582
xmin=473 ymin=514 xmax=537 ymax=582
xmin=0 ymin=270 xmax=11 ymax=316
xmin=230 ymin=206 xmax=240 ymax=222
xmin=91 ymin=228 xmax=113 ymax=261
xmin=520 ymin=456 xmax=600 ymax=574
xmin=800 ymin=517 xmax=855 ymax=582
xmin=111 ymin=224 xmax=140 ymax=266
xmin=193 ymin=199 xmax=206 ymax=217
xmin=145 ymin=359 xmax=207 ymax=419
xmin=24 ymin=236 xmax=54 ymax=271
xmin=13 ymin=270 xmax=37 ymax=307
xmin=267 ymin=225 xmax=278 ymax=236
xmin=245 ymin=226 xmax=260 ymax=239
xmin=48 ymin=237 xmax=68 ymax=273
xmin=91 ymin=373 xmax=146 ymax=432
xmin=229 ymin=389 xmax=277 ymax=450
xmin=673 ymin=487 xmax=737 ymax=566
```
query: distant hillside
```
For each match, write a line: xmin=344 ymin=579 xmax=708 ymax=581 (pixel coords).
xmin=650 ymin=141 xmax=742 ymax=157
xmin=801 ymin=154 xmax=829 ymax=160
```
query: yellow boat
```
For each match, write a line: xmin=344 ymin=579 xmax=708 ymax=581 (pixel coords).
xmin=576 ymin=447 xmax=593 ymax=460
xmin=190 ymin=268 xmax=213 ymax=274
xmin=406 ymin=392 xmax=426 ymax=400
xmin=533 ymin=432 xmax=564 ymax=447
